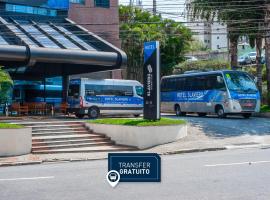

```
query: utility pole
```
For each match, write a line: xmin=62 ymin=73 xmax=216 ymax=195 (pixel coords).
xmin=153 ymin=0 xmax=157 ymax=15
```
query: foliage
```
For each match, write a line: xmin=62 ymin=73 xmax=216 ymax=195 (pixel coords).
xmin=119 ymin=6 xmax=192 ymax=82
xmin=173 ymin=60 xmax=230 ymax=74
xmin=0 ymin=123 xmax=23 ymax=129
xmin=88 ymin=118 xmax=186 ymax=126
xmin=0 ymin=68 xmax=13 ymax=103
xmin=244 ymin=65 xmax=267 ymax=81
xmin=188 ymin=38 xmax=210 ymax=52
xmin=260 ymin=105 xmax=270 ymax=113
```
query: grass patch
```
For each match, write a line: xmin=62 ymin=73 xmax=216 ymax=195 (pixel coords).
xmin=261 ymin=105 xmax=270 ymax=113
xmin=0 ymin=123 xmax=24 ymax=129
xmin=88 ymin=118 xmax=186 ymax=127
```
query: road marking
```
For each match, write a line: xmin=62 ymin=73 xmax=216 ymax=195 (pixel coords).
xmin=205 ymin=160 xmax=270 ymax=167
xmin=0 ymin=176 xmax=55 ymax=181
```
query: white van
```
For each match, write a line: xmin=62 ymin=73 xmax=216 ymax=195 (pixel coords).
xmin=67 ymin=78 xmax=143 ymax=119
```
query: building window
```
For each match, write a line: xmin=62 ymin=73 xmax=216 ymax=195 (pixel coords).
xmin=5 ymin=4 xmax=57 ymax=16
xmin=217 ymin=45 xmax=220 ymax=49
xmin=70 ymin=0 xmax=85 ymax=4
xmin=95 ymin=0 xmax=110 ymax=8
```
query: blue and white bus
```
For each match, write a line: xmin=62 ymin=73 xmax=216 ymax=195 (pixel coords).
xmin=161 ymin=70 xmax=260 ymax=118
xmin=67 ymin=78 xmax=144 ymax=119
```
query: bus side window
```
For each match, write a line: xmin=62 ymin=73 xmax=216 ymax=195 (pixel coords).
xmin=175 ymin=78 xmax=185 ymax=91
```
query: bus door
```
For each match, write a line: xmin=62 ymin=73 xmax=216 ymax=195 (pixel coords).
xmin=68 ymin=82 xmax=81 ymax=108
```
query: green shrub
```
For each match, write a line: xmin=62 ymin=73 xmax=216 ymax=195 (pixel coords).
xmin=173 ymin=60 xmax=230 ymax=74
xmin=88 ymin=118 xmax=186 ymax=126
xmin=261 ymin=105 xmax=270 ymax=113
xmin=0 ymin=123 xmax=23 ymax=129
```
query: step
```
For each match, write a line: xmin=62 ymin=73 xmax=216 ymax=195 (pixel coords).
xmin=12 ymin=121 xmax=84 ymax=125
xmin=32 ymin=127 xmax=86 ymax=133
xmin=32 ymin=141 xmax=114 ymax=151
xmin=32 ymin=138 xmax=111 ymax=146
xmin=32 ymin=145 xmax=137 ymax=154
xmin=32 ymin=130 xmax=91 ymax=137
xmin=32 ymin=134 xmax=105 ymax=142
xmin=27 ymin=124 xmax=84 ymax=129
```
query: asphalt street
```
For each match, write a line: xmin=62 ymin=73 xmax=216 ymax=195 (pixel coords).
xmin=1 ymin=148 xmax=270 ymax=200
xmin=166 ymin=114 xmax=270 ymax=138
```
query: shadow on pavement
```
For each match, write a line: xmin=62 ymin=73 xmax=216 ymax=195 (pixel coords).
xmin=163 ymin=114 xmax=270 ymax=139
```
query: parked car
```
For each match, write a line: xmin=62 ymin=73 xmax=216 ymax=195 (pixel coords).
xmin=185 ymin=56 xmax=198 ymax=62
xmin=238 ymin=55 xmax=252 ymax=65
xmin=248 ymin=52 xmax=257 ymax=63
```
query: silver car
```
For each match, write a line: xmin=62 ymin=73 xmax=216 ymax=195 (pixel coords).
xmin=238 ymin=55 xmax=252 ymax=65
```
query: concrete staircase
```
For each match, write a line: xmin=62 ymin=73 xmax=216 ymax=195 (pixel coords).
xmin=18 ymin=121 xmax=135 ymax=154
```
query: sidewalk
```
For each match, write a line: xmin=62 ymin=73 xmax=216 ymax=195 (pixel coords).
xmin=1 ymin=123 xmax=270 ymax=167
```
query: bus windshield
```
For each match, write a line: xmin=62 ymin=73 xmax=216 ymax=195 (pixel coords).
xmin=224 ymin=72 xmax=258 ymax=93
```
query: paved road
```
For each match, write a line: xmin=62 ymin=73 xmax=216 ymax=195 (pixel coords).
xmin=1 ymin=148 xmax=270 ymax=200
xmin=165 ymin=114 xmax=270 ymax=138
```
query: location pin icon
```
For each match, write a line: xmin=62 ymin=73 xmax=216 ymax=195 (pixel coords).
xmin=106 ymin=170 xmax=120 ymax=188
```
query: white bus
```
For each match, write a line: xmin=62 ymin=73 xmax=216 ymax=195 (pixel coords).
xmin=161 ymin=70 xmax=260 ymax=118
xmin=67 ymin=78 xmax=143 ymax=119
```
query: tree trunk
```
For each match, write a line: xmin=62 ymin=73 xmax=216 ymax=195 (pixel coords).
xmin=265 ymin=4 xmax=270 ymax=105
xmin=229 ymin=36 xmax=238 ymax=68
xmin=256 ymin=37 xmax=263 ymax=97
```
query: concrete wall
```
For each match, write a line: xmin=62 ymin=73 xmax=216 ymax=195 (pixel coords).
xmin=0 ymin=128 xmax=32 ymax=157
xmin=86 ymin=123 xmax=187 ymax=149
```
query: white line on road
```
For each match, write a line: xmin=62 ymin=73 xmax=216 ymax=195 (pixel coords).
xmin=205 ymin=160 xmax=270 ymax=167
xmin=0 ymin=176 xmax=55 ymax=181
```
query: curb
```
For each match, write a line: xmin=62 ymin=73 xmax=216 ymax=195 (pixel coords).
xmin=0 ymin=147 xmax=227 ymax=167
xmin=0 ymin=161 xmax=42 ymax=167
xmin=162 ymin=147 xmax=227 ymax=155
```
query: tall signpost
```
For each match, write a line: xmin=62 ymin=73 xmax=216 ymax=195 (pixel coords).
xmin=143 ymin=41 xmax=160 ymax=120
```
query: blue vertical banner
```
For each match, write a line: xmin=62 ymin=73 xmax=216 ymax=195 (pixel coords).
xmin=143 ymin=41 xmax=161 ymax=120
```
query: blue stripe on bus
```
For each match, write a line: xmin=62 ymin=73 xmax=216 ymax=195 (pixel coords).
xmin=161 ymin=90 xmax=260 ymax=103
xmin=85 ymin=96 xmax=143 ymax=105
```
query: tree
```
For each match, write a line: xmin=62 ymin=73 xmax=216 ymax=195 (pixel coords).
xmin=0 ymin=68 xmax=12 ymax=103
xmin=189 ymin=0 xmax=268 ymax=104
xmin=119 ymin=6 xmax=192 ymax=82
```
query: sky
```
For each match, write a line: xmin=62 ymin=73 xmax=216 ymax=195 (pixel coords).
xmin=119 ymin=0 xmax=187 ymax=22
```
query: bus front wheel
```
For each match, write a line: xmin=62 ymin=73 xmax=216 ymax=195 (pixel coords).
xmin=216 ymin=106 xmax=226 ymax=118
xmin=88 ymin=107 xmax=100 ymax=119
xmin=175 ymin=105 xmax=186 ymax=117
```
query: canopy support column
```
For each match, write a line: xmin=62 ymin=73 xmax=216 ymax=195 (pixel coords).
xmin=62 ymin=75 xmax=68 ymax=103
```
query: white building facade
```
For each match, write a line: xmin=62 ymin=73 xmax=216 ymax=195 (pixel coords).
xmin=185 ymin=0 xmax=228 ymax=51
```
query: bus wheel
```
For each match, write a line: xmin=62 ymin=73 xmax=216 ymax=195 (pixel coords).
xmin=243 ymin=113 xmax=252 ymax=119
xmin=198 ymin=113 xmax=207 ymax=117
xmin=216 ymin=106 xmax=226 ymax=118
xmin=133 ymin=114 xmax=140 ymax=118
xmin=75 ymin=114 xmax=85 ymax=119
xmin=175 ymin=105 xmax=186 ymax=116
xmin=88 ymin=107 xmax=100 ymax=119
